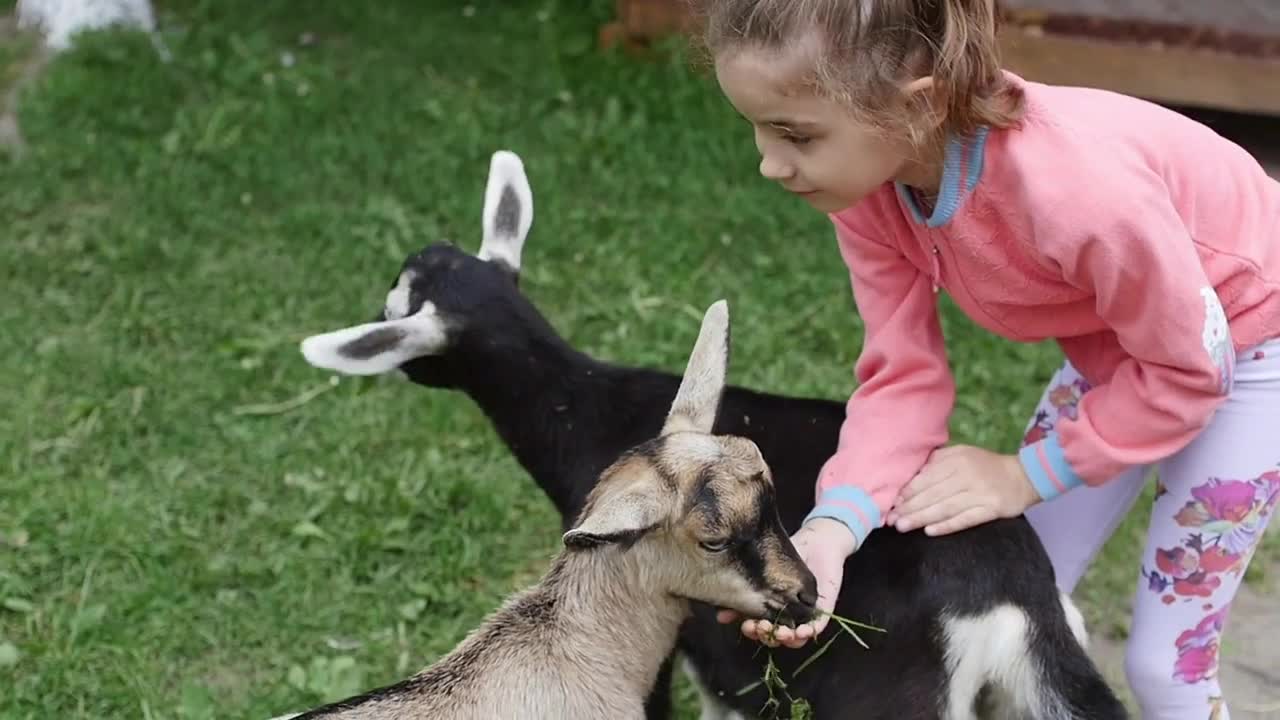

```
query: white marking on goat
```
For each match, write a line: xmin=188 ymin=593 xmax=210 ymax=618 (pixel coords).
xmin=300 ymin=301 xmax=447 ymax=376
xmin=478 ymin=150 xmax=533 ymax=272
xmin=383 ymin=270 xmax=415 ymax=320
xmin=940 ymin=604 xmax=1057 ymax=720
xmin=1060 ymin=591 xmax=1088 ymax=649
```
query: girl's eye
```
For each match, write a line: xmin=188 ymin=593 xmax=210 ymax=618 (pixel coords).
xmin=764 ymin=123 xmax=812 ymax=146
xmin=700 ymin=538 xmax=733 ymax=553
xmin=772 ymin=126 xmax=812 ymax=145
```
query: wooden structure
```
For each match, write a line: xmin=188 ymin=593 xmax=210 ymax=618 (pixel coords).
xmin=603 ymin=0 xmax=1280 ymax=117
xmin=999 ymin=0 xmax=1280 ymax=116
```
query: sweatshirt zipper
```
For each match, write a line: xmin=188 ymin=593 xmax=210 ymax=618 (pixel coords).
xmin=930 ymin=244 xmax=941 ymax=293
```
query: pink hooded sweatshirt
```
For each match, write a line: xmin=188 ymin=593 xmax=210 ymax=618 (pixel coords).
xmin=807 ymin=72 xmax=1280 ymax=547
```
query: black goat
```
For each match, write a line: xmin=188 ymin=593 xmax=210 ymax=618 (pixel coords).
xmin=299 ymin=150 xmax=1128 ymax=720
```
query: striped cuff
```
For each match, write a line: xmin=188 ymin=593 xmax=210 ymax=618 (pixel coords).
xmin=1017 ymin=433 xmax=1085 ymax=502
xmin=804 ymin=485 xmax=882 ymax=548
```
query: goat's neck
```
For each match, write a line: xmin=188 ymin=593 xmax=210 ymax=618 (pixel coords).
xmin=462 ymin=331 xmax=643 ymax=518
xmin=544 ymin=544 xmax=688 ymax=697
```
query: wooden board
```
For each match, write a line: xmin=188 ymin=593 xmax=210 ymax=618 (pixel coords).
xmin=999 ymin=0 xmax=1280 ymax=114
xmin=614 ymin=0 xmax=694 ymax=37
xmin=999 ymin=23 xmax=1280 ymax=116
xmin=599 ymin=0 xmax=690 ymax=57
xmin=1000 ymin=0 xmax=1280 ymax=58
xmin=604 ymin=0 xmax=1280 ymax=116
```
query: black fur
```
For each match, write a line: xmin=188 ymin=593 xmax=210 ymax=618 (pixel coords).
xmin=686 ymin=469 xmax=724 ymax=526
xmin=563 ymin=525 xmax=657 ymax=551
xmin=333 ymin=242 xmax=1128 ymax=719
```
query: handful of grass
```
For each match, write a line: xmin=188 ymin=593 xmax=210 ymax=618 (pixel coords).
xmin=734 ymin=610 xmax=885 ymax=720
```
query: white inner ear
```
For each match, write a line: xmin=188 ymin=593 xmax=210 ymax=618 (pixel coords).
xmin=300 ymin=302 xmax=449 ymax=376
xmin=383 ymin=270 xmax=415 ymax=320
xmin=477 ymin=149 xmax=532 ymax=272
xmin=663 ymin=300 xmax=730 ymax=436
xmin=565 ymin=487 xmax=663 ymax=545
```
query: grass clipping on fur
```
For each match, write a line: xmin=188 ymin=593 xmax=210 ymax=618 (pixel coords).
xmin=735 ymin=610 xmax=886 ymax=719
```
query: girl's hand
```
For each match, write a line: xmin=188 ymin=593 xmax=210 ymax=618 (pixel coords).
xmin=886 ymin=445 xmax=1040 ymax=536
xmin=715 ymin=517 xmax=856 ymax=649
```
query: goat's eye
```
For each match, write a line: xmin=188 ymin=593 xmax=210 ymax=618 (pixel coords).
xmin=699 ymin=538 xmax=732 ymax=553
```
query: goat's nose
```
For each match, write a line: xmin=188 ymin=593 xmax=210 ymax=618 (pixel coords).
xmin=783 ymin=596 xmax=817 ymax=625
xmin=780 ymin=577 xmax=820 ymax=624
xmin=799 ymin=571 xmax=819 ymax=607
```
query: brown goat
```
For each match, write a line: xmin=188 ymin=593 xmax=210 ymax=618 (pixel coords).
xmin=274 ymin=300 xmax=818 ymax=720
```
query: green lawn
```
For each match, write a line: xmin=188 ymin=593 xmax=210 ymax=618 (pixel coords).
xmin=0 ymin=1 xmax=1273 ymax=717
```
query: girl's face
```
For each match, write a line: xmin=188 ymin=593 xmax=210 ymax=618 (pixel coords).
xmin=714 ymin=46 xmax=931 ymax=213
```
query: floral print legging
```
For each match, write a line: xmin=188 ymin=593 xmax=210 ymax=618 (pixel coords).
xmin=1021 ymin=338 xmax=1280 ymax=720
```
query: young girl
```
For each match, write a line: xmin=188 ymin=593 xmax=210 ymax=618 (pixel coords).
xmin=696 ymin=0 xmax=1280 ymax=717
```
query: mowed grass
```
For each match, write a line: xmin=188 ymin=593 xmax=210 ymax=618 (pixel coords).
xmin=0 ymin=1 xmax=1274 ymax=717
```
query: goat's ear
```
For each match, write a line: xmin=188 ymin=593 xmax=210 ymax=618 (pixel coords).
xmin=563 ymin=468 xmax=670 ymax=550
xmin=299 ymin=304 xmax=450 ymax=375
xmin=662 ymin=300 xmax=730 ymax=436
xmin=477 ymin=149 xmax=532 ymax=276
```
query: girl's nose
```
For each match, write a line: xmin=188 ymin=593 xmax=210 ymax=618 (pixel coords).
xmin=759 ymin=153 xmax=793 ymax=181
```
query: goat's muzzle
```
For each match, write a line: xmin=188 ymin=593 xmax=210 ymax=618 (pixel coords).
xmin=782 ymin=581 xmax=819 ymax=626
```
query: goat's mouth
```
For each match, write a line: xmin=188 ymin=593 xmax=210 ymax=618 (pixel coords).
xmin=761 ymin=601 xmax=816 ymax=628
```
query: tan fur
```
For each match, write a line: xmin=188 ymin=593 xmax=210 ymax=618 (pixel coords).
xmin=271 ymin=301 xmax=817 ymax=720
xmin=276 ymin=546 xmax=696 ymax=719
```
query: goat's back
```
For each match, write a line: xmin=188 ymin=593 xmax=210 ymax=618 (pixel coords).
xmin=282 ymin=585 xmax=648 ymax=720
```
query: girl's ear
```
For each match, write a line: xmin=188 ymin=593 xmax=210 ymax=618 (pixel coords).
xmin=899 ymin=75 xmax=947 ymax=145
xmin=902 ymin=75 xmax=935 ymax=95
xmin=903 ymin=75 xmax=943 ymax=118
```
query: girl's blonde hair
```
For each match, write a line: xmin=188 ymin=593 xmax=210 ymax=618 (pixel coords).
xmin=690 ymin=0 xmax=1025 ymax=143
